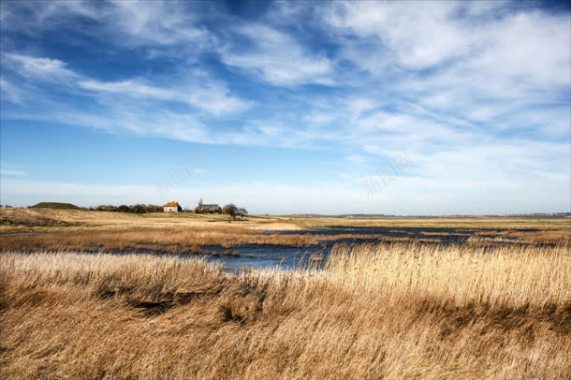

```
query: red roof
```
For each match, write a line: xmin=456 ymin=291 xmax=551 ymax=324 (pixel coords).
xmin=163 ymin=202 xmax=180 ymax=207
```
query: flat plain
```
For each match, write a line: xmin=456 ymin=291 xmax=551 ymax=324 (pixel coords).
xmin=0 ymin=208 xmax=570 ymax=379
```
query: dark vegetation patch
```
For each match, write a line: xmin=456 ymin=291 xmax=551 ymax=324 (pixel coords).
xmin=94 ymin=277 xmax=229 ymax=318
xmin=0 ymin=214 xmax=69 ymax=227
xmin=29 ymin=202 xmax=80 ymax=210
xmin=130 ymin=301 xmax=171 ymax=316
xmin=415 ymin=298 xmax=571 ymax=337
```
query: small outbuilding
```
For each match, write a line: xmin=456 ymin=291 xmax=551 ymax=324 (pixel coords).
xmin=163 ymin=201 xmax=182 ymax=213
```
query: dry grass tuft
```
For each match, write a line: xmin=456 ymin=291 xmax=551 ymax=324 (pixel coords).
xmin=1 ymin=244 xmax=570 ymax=379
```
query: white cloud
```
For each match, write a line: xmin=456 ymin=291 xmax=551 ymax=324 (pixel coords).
xmin=78 ymin=75 xmax=252 ymax=116
xmin=2 ymin=51 xmax=251 ymax=116
xmin=78 ymin=80 xmax=171 ymax=99
xmin=51 ymin=105 xmax=212 ymax=143
xmin=475 ymin=11 xmax=570 ymax=88
xmin=2 ymin=53 xmax=77 ymax=82
xmin=322 ymin=1 xmax=570 ymax=84
xmin=0 ymin=77 xmax=22 ymax=103
xmin=317 ymin=0 xmax=570 ymax=147
xmin=325 ymin=2 xmax=473 ymax=70
xmin=323 ymin=2 xmax=570 ymax=92
xmin=220 ymin=23 xmax=333 ymax=86
xmin=0 ymin=0 xmax=98 ymax=34
xmin=0 ymin=1 xmax=215 ymax=51
xmin=1 ymin=53 xmax=255 ymax=144
xmin=105 ymin=0 xmax=215 ymax=48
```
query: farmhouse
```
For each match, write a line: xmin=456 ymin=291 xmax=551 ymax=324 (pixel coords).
xmin=195 ymin=199 xmax=221 ymax=214
xmin=163 ymin=201 xmax=182 ymax=213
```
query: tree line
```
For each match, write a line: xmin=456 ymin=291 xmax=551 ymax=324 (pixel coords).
xmin=94 ymin=204 xmax=163 ymax=213
xmin=92 ymin=204 xmax=248 ymax=216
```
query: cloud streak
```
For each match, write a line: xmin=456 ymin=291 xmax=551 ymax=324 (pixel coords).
xmin=219 ymin=23 xmax=334 ymax=86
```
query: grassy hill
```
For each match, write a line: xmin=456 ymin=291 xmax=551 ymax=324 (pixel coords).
xmin=29 ymin=202 xmax=81 ymax=210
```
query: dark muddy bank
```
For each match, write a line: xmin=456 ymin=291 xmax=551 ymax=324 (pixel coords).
xmin=271 ymin=226 xmax=538 ymax=245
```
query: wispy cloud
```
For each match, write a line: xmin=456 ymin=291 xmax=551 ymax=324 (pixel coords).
xmin=0 ymin=77 xmax=22 ymax=103
xmin=0 ymin=1 xmax=215 ymax=50
xmin=0 ymin=166 xmax=27 ymax=177
xmin=1 ymin=51 xmax=258 ymax=144
xmin=320 ymin=1 xmax=570 ymax=139
xmin=78 ymin=75 xmax=252 ymax=116
xmin=106 ymin=1 xmax=214 ymax=47
xmin=220 ymin=23 xmax=334 ymax=86
xmin=324 ymin=2 xmax=474 ymax=70
xmin=3 ymin=53 xmax=77 ymax=82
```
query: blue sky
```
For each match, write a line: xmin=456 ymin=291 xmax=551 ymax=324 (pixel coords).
xmin=0 ymin=0 xmax=569 ymax=215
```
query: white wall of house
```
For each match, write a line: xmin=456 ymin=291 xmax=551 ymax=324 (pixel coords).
xmin=164 ymin=206 xmax=178 ymax=213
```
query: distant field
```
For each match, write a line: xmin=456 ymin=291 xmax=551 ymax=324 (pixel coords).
xmin=1 ymin=244 xmax=570 ymax=379
xmin=2 ymin=207 xmax=570 ymax=230
xmin=0 ymin=208 xmax=569 ymax=252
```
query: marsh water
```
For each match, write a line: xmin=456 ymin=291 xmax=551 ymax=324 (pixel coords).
xmin=162 ymin=226 xmax=533 ymax=272
xmin=201 ymin=244 xmax=330 ymax=272
xmin=1 ymin=226 xmax=536 ymax=272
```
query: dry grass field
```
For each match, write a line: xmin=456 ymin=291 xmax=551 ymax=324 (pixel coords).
xmin=1 ymin=208 xmax=570 ymax=251
xmin=1 ymin=243 xmax=570 ymax=379
xmin=1 ymin=208 xmax=570 ymax=378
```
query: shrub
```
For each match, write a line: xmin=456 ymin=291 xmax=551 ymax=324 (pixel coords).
xmin=146 ymin=204 xmax=163 ymax=213
xmin=117 ymin=205 xmax=130 ymax=213
xmin=222 ymin=204 xmax=238 ymax=216
xmin=96 ymin=205 xmax=117 ymax=212
xmin=129 ymin=204 xmax=148 ymax=214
